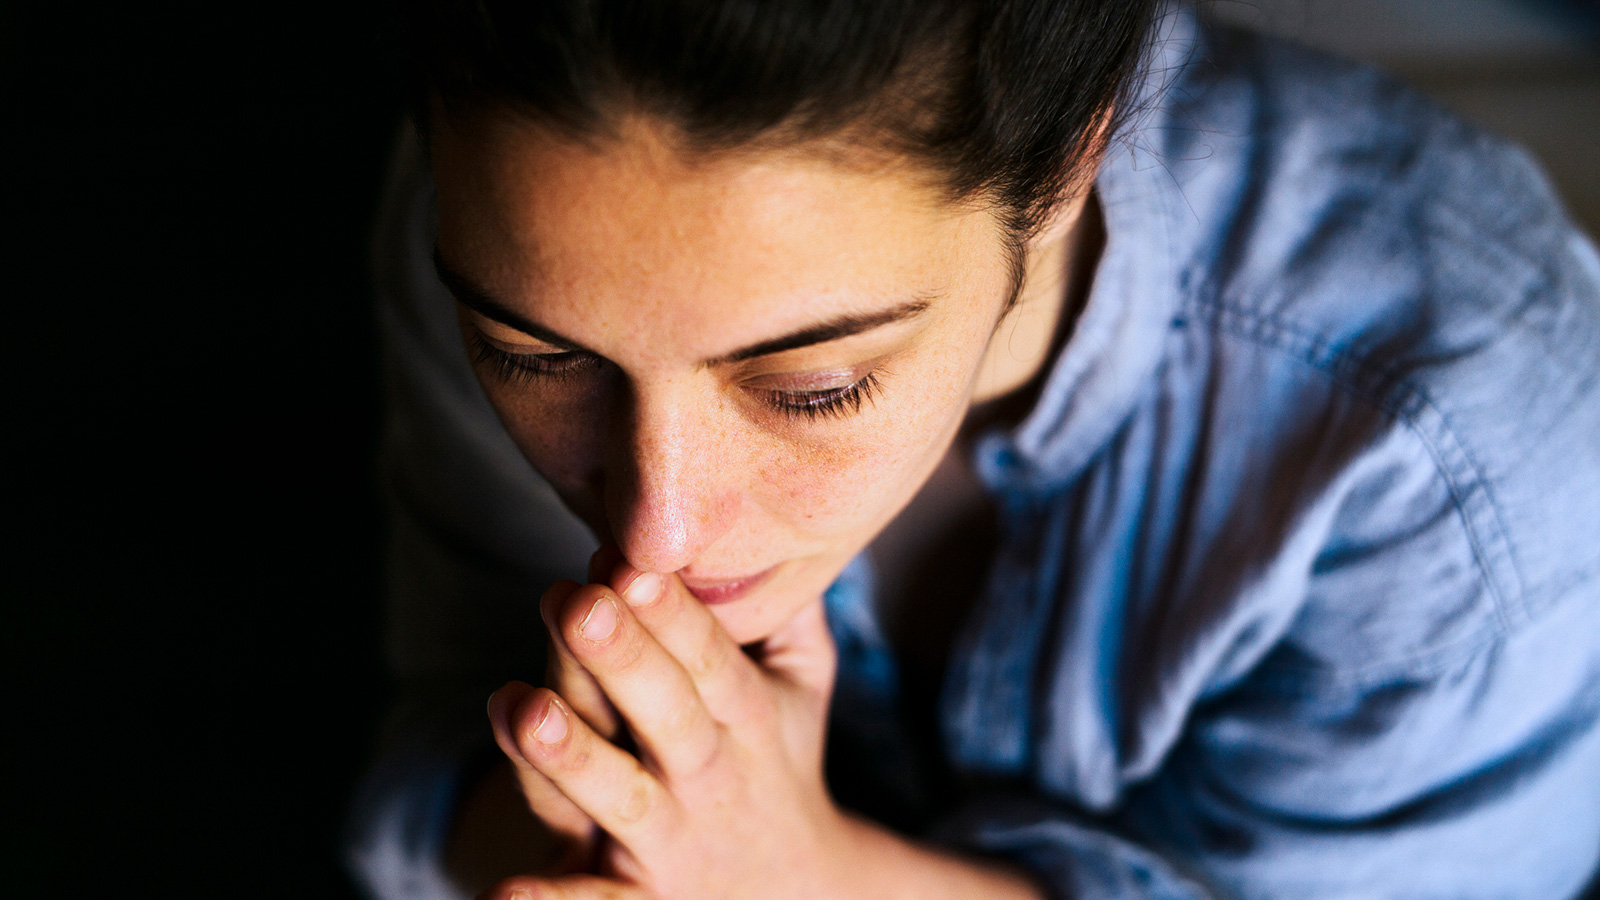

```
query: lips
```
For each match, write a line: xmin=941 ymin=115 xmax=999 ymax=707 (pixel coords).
xmin=680 ymin=565 xmax=776 ymax=605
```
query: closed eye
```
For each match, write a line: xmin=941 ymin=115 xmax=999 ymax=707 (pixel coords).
xmin=469 ymin=328 xmax=886 ymax=422
xmin=756 ymin=371 xmax=883 ymax=420
xmin=469 ymin=333 xmax=601 ymax=385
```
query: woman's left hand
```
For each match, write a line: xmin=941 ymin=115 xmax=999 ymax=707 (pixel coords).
xmin=483 ymin=561 xmax=861 ymax=900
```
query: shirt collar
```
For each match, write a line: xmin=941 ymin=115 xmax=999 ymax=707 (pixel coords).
xmin=975 ymin=6 xmax=1200 ymax=495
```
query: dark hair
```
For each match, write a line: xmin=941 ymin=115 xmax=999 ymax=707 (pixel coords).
xmin=397 ymin=0 xmax=1158 ymax=241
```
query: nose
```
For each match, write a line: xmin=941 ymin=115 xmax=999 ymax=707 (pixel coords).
xmin=601 ymin=383 xmax=741 ymax=574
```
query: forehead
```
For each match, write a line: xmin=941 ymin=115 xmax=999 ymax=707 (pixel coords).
xmin=429 ymin=112 xmax=1001 ymax=358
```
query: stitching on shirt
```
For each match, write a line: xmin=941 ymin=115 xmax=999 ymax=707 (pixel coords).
xmin=1238 ymin=622 xmax=1502 ymax=694
xmin=1178 ymin=293 xmax=1530 ymax=670
xmin=1198 ymin=296 xmax=1522 ymax=608
xmin=1229 ymin=555 xmax=1600 ymax=697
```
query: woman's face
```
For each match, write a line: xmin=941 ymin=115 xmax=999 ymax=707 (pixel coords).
xmin=431 ymin=113 xmax=1059 ymax=645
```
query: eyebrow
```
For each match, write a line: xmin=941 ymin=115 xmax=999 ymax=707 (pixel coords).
xmin=433 ymin=248 xmax=933 ymax=366
xmin=433 ymin=249 xmax=590 ymax=353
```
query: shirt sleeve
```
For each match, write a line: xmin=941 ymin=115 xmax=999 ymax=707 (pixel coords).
xmin=931 ymin=415 xmax=1600 ymax=900
xmin=343 ymin=127 xmax=595 ymax=900
xmin=933 ymin=586 xmax=1600 ymax=900
xmin=1128 ymin=587 xmax=1600 ymax=900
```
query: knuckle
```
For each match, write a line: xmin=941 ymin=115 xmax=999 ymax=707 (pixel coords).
xmin=612 ymin=773 xmax=660 ymax=825
xmin=656 ymin=692 xmax=702 ymax=738
xmin=674 ymin=728 xmax=725 ymax=781
xmin=553 ymin=744 xmax=593 ymax=775
xmin=686 ymin=641 xmax=727 ymax=682
xmin=613 ymin=755 xmax=672 ymax=827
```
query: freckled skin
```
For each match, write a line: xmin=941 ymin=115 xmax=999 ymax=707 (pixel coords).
xmin=431 ymin=110 xmax=1081 ymax=646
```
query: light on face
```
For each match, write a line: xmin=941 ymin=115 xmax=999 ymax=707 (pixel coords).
xmin=429 ymin=112 xmax=1039 ymax=641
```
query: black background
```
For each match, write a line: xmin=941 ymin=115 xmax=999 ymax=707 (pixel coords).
xmin=13 ymin=2 xmax=400 ymax=896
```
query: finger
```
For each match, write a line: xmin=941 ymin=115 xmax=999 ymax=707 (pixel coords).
xmin=511 ymin=686 xmax=679 ymax=856
xmin=541 ymin=581 xmax=620 ymax=738
xmin=488 ymin=681 xmax=594 ymax=842
xmin=555 ymin=583 xmax=724 ymax=778
xmin=478 ymin=873 xmax=646 ymax=900
xmin=604 ymin=563 xmax=765 ymax=726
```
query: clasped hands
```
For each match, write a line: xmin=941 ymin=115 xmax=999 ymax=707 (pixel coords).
xmin=482 ymin=545 xmax=858 ymax=900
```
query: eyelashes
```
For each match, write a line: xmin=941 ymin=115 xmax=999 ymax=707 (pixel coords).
xmin=467 ymin=332 xmax=883 ymax=421
xmin=469 ymin=332 xmax=598 ymax=385
xmin=754 ymin=372 xmax=882 ymax=420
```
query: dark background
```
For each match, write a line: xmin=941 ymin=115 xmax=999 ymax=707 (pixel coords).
xmin=13 ymin=2 xmax=400 ymax=896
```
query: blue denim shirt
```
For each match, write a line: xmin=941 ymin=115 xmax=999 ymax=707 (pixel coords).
xmin=348 ymin=8 xmax=1600 ymax=900
xmin=823 ymin=10 xmax=1600 ymax=899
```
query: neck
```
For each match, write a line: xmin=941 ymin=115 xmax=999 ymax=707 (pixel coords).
xmin=965 ymin=190 xmax=1105 ymax=431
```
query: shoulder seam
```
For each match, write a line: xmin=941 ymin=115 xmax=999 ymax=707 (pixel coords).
xmin=1182 ymin=291 xmax=1529 ymax=637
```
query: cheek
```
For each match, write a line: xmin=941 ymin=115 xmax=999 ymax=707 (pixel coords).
xmin=483 ymin=386 xmax=605 ymax=490
xmin=753 ymin=396 xmax=964 ymax=539
xmin=756 ymin=444 xmax=883 ymax=526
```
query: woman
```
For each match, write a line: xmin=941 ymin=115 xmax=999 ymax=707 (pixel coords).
xmin=348 ymin=1 xmax=1600 ymax=898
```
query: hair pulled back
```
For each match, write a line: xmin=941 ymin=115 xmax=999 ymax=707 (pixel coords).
xmin=398 ymin=0 xmax=1160 ymax=240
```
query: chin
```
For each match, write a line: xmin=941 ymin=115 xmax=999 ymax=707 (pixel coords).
xmin=702 ymin=597 xmax=787 ymax=647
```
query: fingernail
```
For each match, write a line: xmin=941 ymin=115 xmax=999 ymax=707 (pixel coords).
xmin=579 ymin=594 xmax=618 ymax=642
xmin=532 ymin=699 xmax=568 ymax=744
xmin=621 ymin=571 xmax=663 ymax=607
